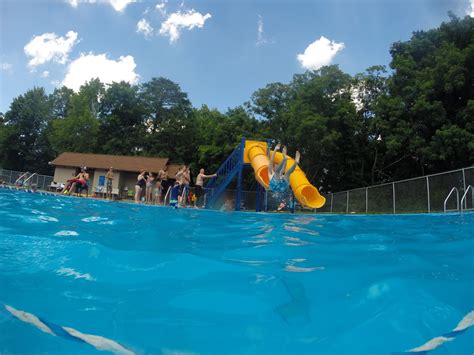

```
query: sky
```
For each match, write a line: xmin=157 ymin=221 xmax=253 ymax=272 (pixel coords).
xmin=0 ymin=0 xmax=473 ymax=114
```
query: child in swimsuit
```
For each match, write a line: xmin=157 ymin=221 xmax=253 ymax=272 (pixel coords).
xmin=145 ymin=172 xmax=155 ymax=204
xmin=268 ymin=144 xmax=300 ymax=193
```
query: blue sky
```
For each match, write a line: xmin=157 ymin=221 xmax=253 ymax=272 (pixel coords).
xmin=0 ymin=0 xmax=472 ymax=114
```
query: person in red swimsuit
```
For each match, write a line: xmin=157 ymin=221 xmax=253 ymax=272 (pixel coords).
xmin=66 ymin=167 xmax=89 ymax=195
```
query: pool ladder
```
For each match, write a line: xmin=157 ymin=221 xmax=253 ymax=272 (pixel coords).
xmin=14 ymin=171 xmax=30 ymax=186
xmin=460 ymin=185 xmax=472 ymax=214
xmin=444 ymin=185 xmax=473 ymax=213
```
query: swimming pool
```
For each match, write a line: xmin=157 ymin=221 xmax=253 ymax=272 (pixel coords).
xmin=0 ymin=188 xmax=472 ymax=354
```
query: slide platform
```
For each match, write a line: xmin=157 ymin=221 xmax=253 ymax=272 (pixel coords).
xmin=244 ymin=140 xmax=326 ymax=209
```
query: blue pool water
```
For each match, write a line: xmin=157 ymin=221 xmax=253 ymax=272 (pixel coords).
xmin=0 ymin=188 xmax=473 ymax=354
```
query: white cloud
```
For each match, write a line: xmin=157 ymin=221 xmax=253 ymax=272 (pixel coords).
xmin=137 ymin=18 xmax=154 ymax=38
xmin=469 ymin=0 xmax=474 ymax=17
xmin=256 ymin=15 xmax=273 ymax=47
xmin=108 ymin=0 xmax=136 ymax=12
xmin=41 ymin=71 xmax=50 ymax=78
xmin=297 ymin=36 xmax=344 ymax=71
xmin=24 ymin=31 xmax=79 ymax=68
xmin=62 ymin=53 xmax=139 ymax=91
xmin=156 ymin=1 xmax=167 ymax=16
xmin=67 ymin=0 xmax=136 ymax=12
xmin=67 ymin=0 xmax=94 ymax=8
xmin=0 ymin=62 xmax=13 ymax=72
xmin=159 ymin=9 xmax=211 ymax=43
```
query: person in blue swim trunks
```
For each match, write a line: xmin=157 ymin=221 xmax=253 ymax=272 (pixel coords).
xmin=268 ymin=143 xmax=300 ymax=193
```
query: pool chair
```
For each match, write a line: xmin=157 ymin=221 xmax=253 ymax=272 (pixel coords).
xmin=48 ymin=182 xmax=60 ymax=192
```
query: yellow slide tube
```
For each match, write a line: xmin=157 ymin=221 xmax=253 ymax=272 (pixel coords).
xmin=244 ymin=140 xmax=326 ymax=209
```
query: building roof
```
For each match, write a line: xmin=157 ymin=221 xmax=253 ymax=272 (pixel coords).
xmin=50 ymin=152 xmax=169 ymax=173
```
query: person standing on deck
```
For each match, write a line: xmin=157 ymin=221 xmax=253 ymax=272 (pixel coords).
xmin=145 ymin=172 xmax=155 ymax=204
xmin=159 ymin=168 xmax=169 ymax=204
xmin=135 ymin=170 xmax=147 ymax=203
xmin=181 ymin=166 xmax=191 ymax=207
xmin=194 ymin=168 xmax=217 ymax=208
xmin=105 ymin=167 xmax=114 ymax=200
xmin=175 ymin=166 xmax=187 ymax=207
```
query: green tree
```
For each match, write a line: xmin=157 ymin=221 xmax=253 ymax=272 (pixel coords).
xmin=97 ymin=82 xmax=146 ymax=155
xmin=0 ymin=87 xmax=54 ymax=173
xmin=247 ymin=82 xmax=291 ymax=142
xmin=194 ymin=105 xmax=231 ymax=172
xmin=48 ymin=80 xmax=104 ymax=154
xmin=353 ymin=65 xmax=390 ymax=183
xmin=375 ymin=14 xmax=474 ymax=178
xmin=286 ymin=66 xmax=367 ymax=191
xmin=50 ymin=86 xmax=75 ymax=119
xmin=140 ymin=77 xmax=195 ymax=163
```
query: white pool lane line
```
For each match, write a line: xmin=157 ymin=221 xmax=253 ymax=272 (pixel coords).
xmin=2 ymin=301 xmax=472 ymax=354
xmin=405 ymin=310 xmax=474 ymax=353
xmin=2 ymin=303 xmax=134 ymax=355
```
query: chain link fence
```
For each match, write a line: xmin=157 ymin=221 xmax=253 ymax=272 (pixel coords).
xmin=213 ymin=166 xmax=472 ymax=213
xmin=316 ymin=166 xmax=473 ymax=214
xmin=0 ymin=168 xmax=54 ymax=191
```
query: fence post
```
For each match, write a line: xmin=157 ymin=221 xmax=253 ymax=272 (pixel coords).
xmin=462 ymin=167 xmax=466 ymax=193
xmin=346 ymin=191 xmax=349 ymax=213
xmin=365 ymin=187 xmax=368 ymax=213
xmin=9 ymin=170 xmax=13 ymax=184
xmin=461 ymin=167 xmax=471 ymax=210
xmin=392 ymin=182 xmax=396 ymax=214
xmin=330 ymin=194 xmax=333 ymax=213
xmin=426 ymin=176 xmax=430 ymax=213
xmin=235 ymin=139 xmax=245 ymax=211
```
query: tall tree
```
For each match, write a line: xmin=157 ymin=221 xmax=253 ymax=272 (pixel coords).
xmin=97 ymin=81 xmax=146 ymax=155
xmin=375 ymin=14 xmax=474 ymax=178
xmin=0 ymin=87 xmax=54 ymax=173
xmin=48 ymin=80 xmax=104 ymax=154
xmin=353 ymin=65 xmax=390 ymax=183
xmin=140 ymin=77 xmax=192 ymax=133
xmin=247 ymin=82 xmax=291 ymax=142
xmin=140 ymin=77 xmax=195 ymax=162
xmin=50 ymin=86 xmax=75 ymax=119
xmin=286 ymin=66 xmax=366 ymax=191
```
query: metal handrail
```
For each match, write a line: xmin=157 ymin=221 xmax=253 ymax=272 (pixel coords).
xmin=180 ymin=186 xmax=188 ymax=207
xmin=14 ymin=172 xmax=29 ymax=186
xmin=23 ymin=173 xmax=37 ymax=186
xmin=460 ymin=185 xmax=472 ymax=214
xmin=444 ymin=187 xmax=459 ymax=213
xmin=163 ymin=186 xmax=171 ymax=205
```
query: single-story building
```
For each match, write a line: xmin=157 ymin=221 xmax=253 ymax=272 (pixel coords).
xmin=50 ymin=152 xmax=181 ymax=198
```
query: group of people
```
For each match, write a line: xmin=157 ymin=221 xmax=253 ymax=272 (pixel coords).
xmin=134 ymin=169 xmax=167 ymax=204
xmin=134 ymin=166 xmax=217 ymax=208
xmin=4 ymin=143 xmax=299 ymax=210
xmin=168 ymin=167 xmax=217 ymax=208
xmin=131 ymin=143 xmax=298 ymax=209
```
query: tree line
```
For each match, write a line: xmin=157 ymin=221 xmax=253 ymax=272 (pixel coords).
xmin=1 ymin=14 xmax=472 ymax=193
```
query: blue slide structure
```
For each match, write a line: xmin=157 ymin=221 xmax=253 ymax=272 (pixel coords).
xmin=204 ymin=137 xmax=326 ymax=212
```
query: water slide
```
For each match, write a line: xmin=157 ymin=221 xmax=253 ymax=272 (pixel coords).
xmin=244 ymin=140 xmax=326 ymax=209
